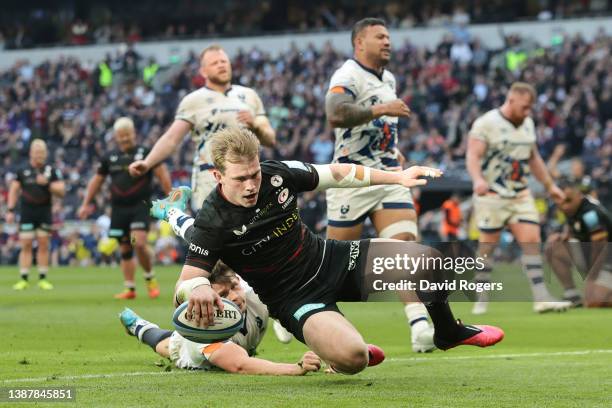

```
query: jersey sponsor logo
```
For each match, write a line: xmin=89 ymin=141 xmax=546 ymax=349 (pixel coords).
xmin=271 ymin=210 xmax=299 ymax=238
xmin=347 ymin=240 xmax=360 ymax=271
xmin=278 ymin=188 xmax=289 ymax=204
xmin=281 ymin=195 xmax=295 ymax=210
xmin=189 ymin=242 xmax=209 ymax=256
xmin=233 ymin=225 xmax=248 ymax=236
xmin=241 ymin=235 xmax=271 ymax=255
xmin=271 ymin=175 xmax=283 ymax=187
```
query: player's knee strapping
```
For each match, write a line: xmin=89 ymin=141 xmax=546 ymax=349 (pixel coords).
xmin=121 ymin=249 xmax=134 ymax=260
xmin=378 ymin=220 xmax=418 ymax=240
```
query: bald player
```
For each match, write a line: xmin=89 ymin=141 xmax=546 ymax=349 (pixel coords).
xmin=467 ymin=82 xmax=571 ymax=314
xmin=7 ymin=139 xmax=65 ymax=290
xmin=129 ymin=44 xmax=275 ymax=209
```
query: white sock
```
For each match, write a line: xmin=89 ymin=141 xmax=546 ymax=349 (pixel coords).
xmin=521 ymin=254 xmax=551 ymax=301
xmin=474 ymin=256 xmax=493 ymax=302
xmin=167 ymin=208 xmax=194 ymax=241
xmin=404 ymin=303 xmax=430 ymax=334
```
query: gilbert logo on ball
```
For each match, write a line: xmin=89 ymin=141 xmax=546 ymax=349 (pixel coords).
xmin=173 ymin=299 xmax=244 ymax=343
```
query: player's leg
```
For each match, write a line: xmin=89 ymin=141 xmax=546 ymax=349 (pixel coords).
xmin=302 ymin=311 xmax=370 ymax=374
xmin=119 ymin=308 xmax=172 ymax=355
xmin=110 ymin=207 xmax=137 ymax=299
xmin=470 ymin=194 xmax=506 ymax=314
xmin=131 ymin=228 xmax=159 ymax=299
xmin=131 ymin=203 xmax=159 ymax=299
xmin=14 ymin=231 xmax=34 ymax=290
xmin=362 ymin=239 xmax=504 ymax=350
xmin=370 ymin=205 xmax=434 ymax=353
xmin=545 ymin=234 xmax=582 ymax=306
xmin=151 ymin=186 xmax=193 ymax=241
xmin=509 ymin=222 xmax=571 ymax=312
xmin=35 ymin=230 xmax=53 ymax=290
xmin=585 ymin=267 xmax=612 ymax=307
xmin=471 ymin=230 xmax=501 ymax=314
xmin=116 ymin=240 xmax=137 ymax=299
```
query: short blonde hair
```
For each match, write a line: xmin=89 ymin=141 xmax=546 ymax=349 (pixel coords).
xmin=209 ymin=127 xmax=260 ymax=174
xmin=508 ymin=82 xmax=536 ymax=102
xmin=30 ymin=139 xmax=47 ymax=152
xmin=113 ymin=117 xmax=135 ymax=132
xmin=199 ymin=44 xmax=224 ymax=65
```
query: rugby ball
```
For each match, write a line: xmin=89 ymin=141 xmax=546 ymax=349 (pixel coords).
xmin=172 ymin=299 xmax=244 ymax=343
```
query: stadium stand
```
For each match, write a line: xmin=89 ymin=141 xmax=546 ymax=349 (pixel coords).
xmin=1 ymin=23 xmax=611 ymax=266
xmin=1 ymin=0 xmax=610 ymax=49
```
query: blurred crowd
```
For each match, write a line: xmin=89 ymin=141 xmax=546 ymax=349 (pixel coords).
xmin=1 ymin=0 xmax=610 ymax=49
xmin=1 ymin=23 xmax=611 ymax=265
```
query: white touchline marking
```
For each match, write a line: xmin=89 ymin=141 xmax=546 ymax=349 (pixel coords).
xmin=1 ymin=370 xmax=196 ymax=384
xmin=386 ymin=349 xmax=612 ymax=363
xmin=2 ymin=350 xmax=611 ymax=383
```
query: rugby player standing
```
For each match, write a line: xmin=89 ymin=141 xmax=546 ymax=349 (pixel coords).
xmin=324 ymin=18 xmax=434 ymax=352
xmin=128 ymin=44 xmax=275 ymax=210
xmin=466 ymin=82 xmax=571 ymax=314
xmin=7 ymin=139 xmax=65 ymax=290
xmin=78 ymin=117 xmax=171 ymax=299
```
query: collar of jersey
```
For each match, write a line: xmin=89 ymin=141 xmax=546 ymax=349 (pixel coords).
xmin=350 ymin=58 xmax=384 ymax=81
xmin=496 ymin=109 xmax=522 ymax=129
xmin=204 ymin=85 xmax=233 ymax=95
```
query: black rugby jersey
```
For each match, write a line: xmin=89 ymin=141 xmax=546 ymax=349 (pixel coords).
xmin=185 ymin=160 xmax=323 ymax=305
xmin=97 ymin=146 xmax=154 ymax=206
xmin=16 ymin=164 xmax=63 ymax=207
xmin=567 ymin=197 xmax=611 ymax=242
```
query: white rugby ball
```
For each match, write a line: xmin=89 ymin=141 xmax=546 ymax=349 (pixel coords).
xmin=172 ymin=299 xmax=244 ymax=343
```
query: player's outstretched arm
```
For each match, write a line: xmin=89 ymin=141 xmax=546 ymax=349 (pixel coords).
xmin=313 ymin=163 xmax=441 ymax=192
xmin=528 ymin=146 xmax=565 ymax=202
xmin=129 ymin=120 xmax=192 ymax=177
xmin=209 ymin=342 xmax=321 ymax=375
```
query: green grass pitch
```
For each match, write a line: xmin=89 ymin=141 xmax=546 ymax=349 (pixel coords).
xmin=1 ymin=265 xmax=610 ymax=407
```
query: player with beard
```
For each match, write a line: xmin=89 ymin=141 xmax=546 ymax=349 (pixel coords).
xmin=7 ymin=139 xmax=65 ymax=290
xmin=466 ymin=82 xmax=571 ymax=314
xmin=152 ymin=127 xmax=504 ymax=375
xmin=128 ymin=44 xmax=275 ymax=210
xmin=322 ymin=18 xmax=434 ymax=352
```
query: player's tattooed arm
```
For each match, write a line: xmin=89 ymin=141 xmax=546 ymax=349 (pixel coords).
xmin=325 ymin=92 xmax=375 ymax=128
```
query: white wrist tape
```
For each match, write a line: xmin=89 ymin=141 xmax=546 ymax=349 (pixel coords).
xmin=175 ymin=277 xmax=211 ymax=304
xmin=313 ymin=164 xmax=371 ymax=191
